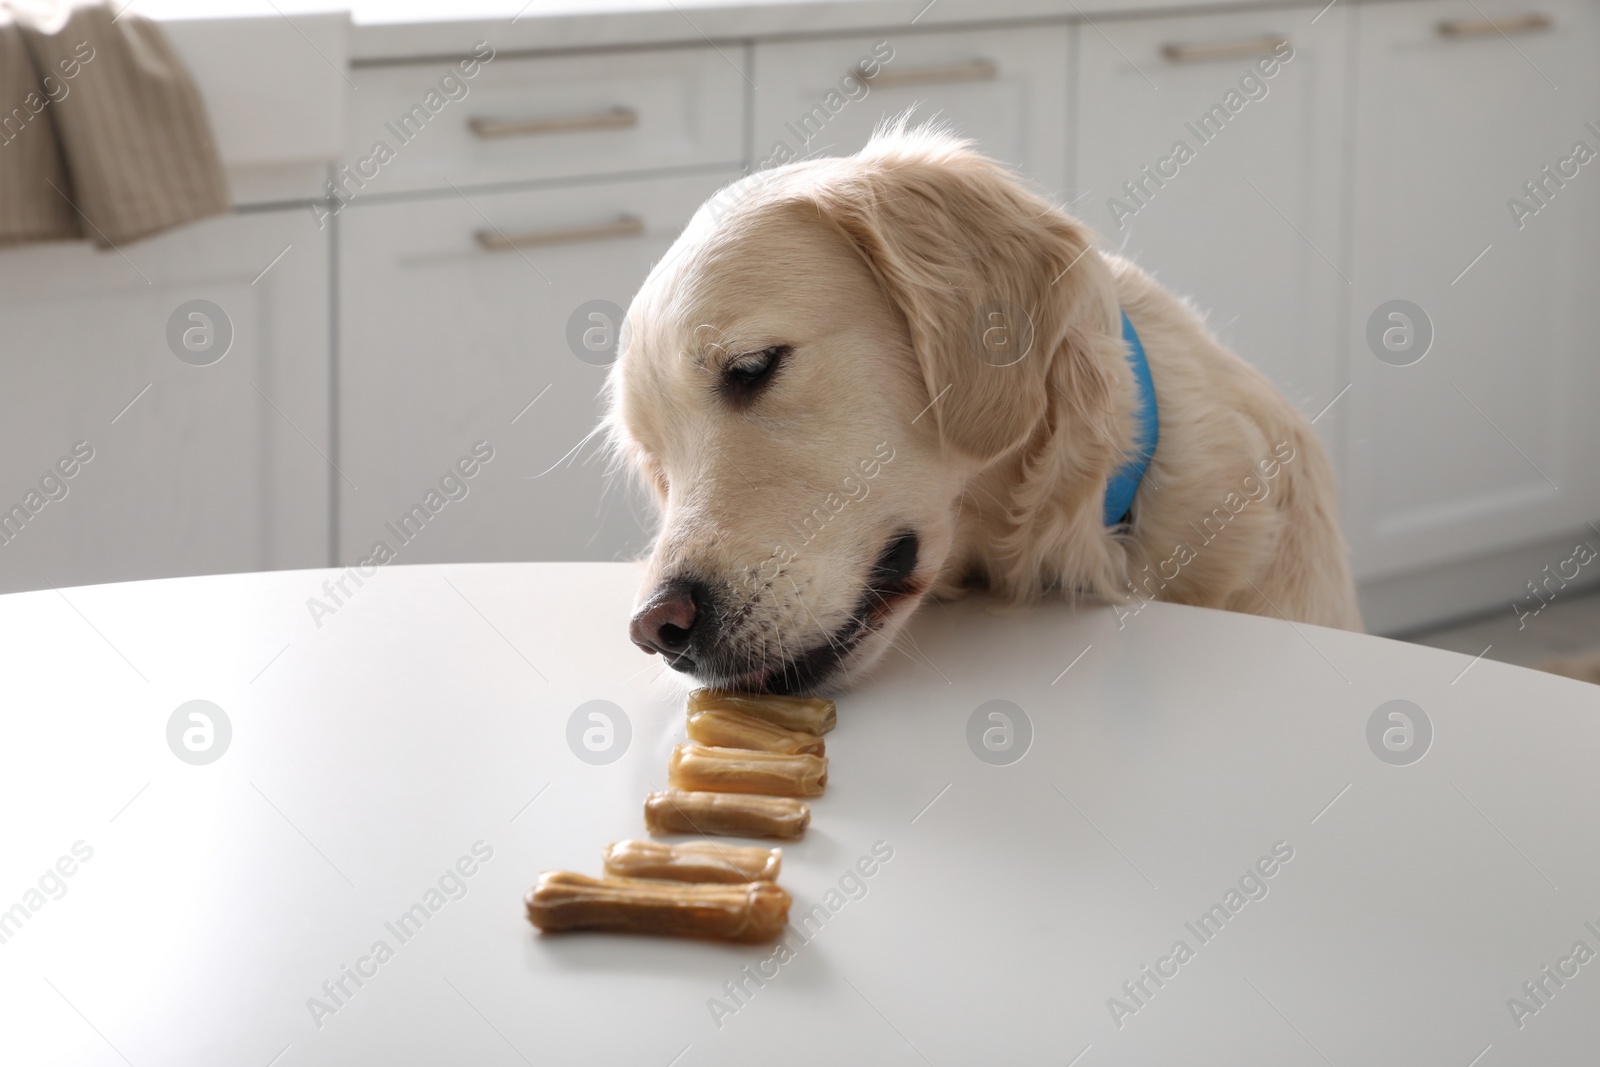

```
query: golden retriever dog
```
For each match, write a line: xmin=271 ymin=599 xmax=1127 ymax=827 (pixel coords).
xmin=607 ymin=126 xmax=1362 ymax=695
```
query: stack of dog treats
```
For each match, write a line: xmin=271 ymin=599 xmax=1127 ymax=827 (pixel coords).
xmin=525 ymin=688 xmax=836 ymax=943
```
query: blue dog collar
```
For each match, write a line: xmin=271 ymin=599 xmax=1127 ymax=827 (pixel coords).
xmin=1102 ymin=310 xmax=1159 ymax=528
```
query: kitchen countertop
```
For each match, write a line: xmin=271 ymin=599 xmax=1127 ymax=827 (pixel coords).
xmin=133 ymin=0 xmax=1319 ymax=201
xmin=142 ymin=0 xmax=1305 ymax=61
xmin=3 ymin=562 xmax=1596 ymax=1063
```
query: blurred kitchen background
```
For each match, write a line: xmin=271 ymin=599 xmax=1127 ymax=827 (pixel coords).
xmin=1 ymin=0 xmax=1596 ymax=675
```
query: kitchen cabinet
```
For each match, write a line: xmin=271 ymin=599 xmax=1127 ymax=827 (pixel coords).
xmin=1345 ymin=0 xmax=1600 ymax=580
xmin=1074 ymin=6 xmax=1350 ymax=472
xmin=0 ymin=208 xmax=330 ymax=594
xmin=337 ymin=171 xmax=736 ymax=566
xmin=5 ymin=0 xmax=1592 ymax=631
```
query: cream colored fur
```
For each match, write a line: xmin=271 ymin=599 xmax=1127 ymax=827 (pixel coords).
xmin=607 ymin=127 xmax=1362 ymax=693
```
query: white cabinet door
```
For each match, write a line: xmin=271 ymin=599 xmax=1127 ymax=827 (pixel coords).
xmin=337 ymin=171 xmax=735 ymax=566
xmin=753 ymin=26 xmax=1068 ymax=195
xmin=1347 ymin=0 xmax=1600 ymax=579
xmin=1075 ymin=7 xmax=1350 ymax=467
xmin=0 ymin=209 xmax=330 ymax=594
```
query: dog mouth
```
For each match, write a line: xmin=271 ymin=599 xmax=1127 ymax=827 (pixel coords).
xmin=718 ymin=530 xmax=924 ymax=696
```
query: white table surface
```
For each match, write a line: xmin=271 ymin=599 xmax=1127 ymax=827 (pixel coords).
xmin=2 ymin=562 xmax=1597 ymax=1066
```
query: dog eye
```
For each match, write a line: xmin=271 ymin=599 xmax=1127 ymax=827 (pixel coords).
xmin=721 ymin=345 xmax=789 ymax=400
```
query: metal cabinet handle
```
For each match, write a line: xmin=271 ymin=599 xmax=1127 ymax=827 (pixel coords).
xmin=856 ymin=58 xmax=998 ymax=87
xmin=468 ymin=106 xmax=638 ymax=139
xmin=1437 ymin=13 xmax=1551 ymax=36
xmin=1161 ymin=35 xmax=1289 ymax=63
xmin=475 ymin=215 xmax=645 ymax=250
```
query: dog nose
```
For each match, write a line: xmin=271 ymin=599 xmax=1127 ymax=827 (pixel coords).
xmin=629 ymin=579 xmax=706 ymax=658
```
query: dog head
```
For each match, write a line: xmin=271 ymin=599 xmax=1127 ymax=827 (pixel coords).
xmin=607 ymin=127 xmax=1120 ymax=694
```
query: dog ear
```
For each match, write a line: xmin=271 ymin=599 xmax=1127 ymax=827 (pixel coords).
xmin=805 ymin=135 xmax=1124 ymax=465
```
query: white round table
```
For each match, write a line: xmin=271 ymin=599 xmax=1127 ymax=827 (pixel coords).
xmin=2 ymin=563 xmax=1596 ymax=1065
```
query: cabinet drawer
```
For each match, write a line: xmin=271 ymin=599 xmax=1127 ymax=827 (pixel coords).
xmin=753 ymin=25 xmax=1068 ymax=196
xmin=345 ymin=45 xmax=746 ymax=193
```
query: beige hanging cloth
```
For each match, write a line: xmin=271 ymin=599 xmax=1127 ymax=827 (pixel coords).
xmin=0 ymin=0 xmax=230 ymax=248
